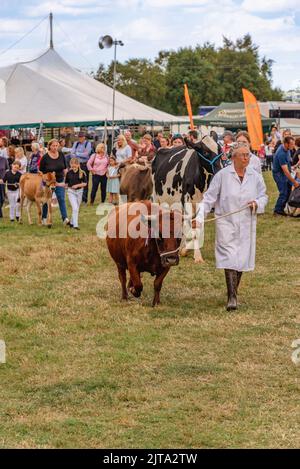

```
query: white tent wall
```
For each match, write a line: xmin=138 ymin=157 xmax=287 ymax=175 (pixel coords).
xmin=0 ymin=48 xmax=179 ymax=129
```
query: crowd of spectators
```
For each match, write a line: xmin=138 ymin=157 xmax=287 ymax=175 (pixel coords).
xmin=0 ymin=125 xmax=299 ymax=225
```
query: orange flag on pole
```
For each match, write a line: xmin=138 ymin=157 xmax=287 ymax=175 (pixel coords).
xmin=184 ymin=84 xmax=195 ymax=130
xmin=242 ymin=88 xmax=263 ymax=151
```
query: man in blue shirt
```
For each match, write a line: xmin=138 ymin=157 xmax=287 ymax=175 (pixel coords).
xmin=71 ymin=132 xmax=92 ymax=203
xmin=272 ymin=136 xmax=299 ymax=216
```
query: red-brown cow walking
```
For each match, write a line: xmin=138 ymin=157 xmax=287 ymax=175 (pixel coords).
xmin=106 ymin=201 xmax=182 ymax=306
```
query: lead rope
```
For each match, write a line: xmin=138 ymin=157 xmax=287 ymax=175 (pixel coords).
xmin=0 ymin=182 xmax=19 ymax=188
xmin=202 ymin=203 xmax=253 ymax=223
xmin=155 ymin=239 xmax=181 ymax=259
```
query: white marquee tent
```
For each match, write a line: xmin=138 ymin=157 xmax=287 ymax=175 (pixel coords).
xmin=0 ymin=47 xmax=179 ymax=129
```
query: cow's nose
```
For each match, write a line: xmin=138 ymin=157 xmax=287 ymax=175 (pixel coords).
xmin=163 ymin=256 xmax=179 ymax=267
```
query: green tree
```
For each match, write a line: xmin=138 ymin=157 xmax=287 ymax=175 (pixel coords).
xmin=164 ymin=44 xmax=223 ymax=114
xmin=217 ymin=34 xmax=282 ymax=102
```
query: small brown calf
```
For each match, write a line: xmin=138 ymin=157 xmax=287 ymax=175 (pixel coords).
xmin=19 ymin=172 xmax=56 ymax=226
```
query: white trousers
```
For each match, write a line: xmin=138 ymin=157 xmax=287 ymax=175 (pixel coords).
xmin=7 ymin=190 xmax=20 ymax=220
xmin=67 ymin=188 xmax=83 ymax=228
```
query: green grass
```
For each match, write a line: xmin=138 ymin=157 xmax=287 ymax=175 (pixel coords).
xmin=0 ymin=172 xmax=300 ymax=448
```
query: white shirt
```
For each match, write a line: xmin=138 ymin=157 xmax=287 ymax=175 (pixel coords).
xmin=0 ymin=148 xmax=8 ymax=159
xmin=249 ymin=152 xmax=262 ymax=174
xmin=115 ymin=145 xmax=132 ymax=164
xmin=198 ymin=164 xmax=268 ymax=271
xmin=17 ymin=156 xmax=28 ymax=174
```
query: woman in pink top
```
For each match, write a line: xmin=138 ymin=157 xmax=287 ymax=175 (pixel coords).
xmin=87 ymin=143 xmax=109 ymax=204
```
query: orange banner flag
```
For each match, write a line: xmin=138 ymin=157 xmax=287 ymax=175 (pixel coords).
xmin=184 ymin=84 xmax=195 ymax=130
xmin=242 ymin=88 xmax=263 ymax=151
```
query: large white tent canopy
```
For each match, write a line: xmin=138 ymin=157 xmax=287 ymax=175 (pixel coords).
xmin=0 ymin=47 xmax=179 ymax=129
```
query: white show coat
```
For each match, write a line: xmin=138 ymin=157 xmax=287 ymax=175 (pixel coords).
xmin=249 ymin=152 xmax=262 ymax=174
xmin=199 ymin=164 xmax=268 ymax=272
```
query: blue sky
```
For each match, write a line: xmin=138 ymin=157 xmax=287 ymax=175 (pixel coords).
xmin=0 ymin=0 xmax=299 ymax=92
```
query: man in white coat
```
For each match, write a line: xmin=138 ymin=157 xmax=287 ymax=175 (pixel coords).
xmin=198 ymin=142 xmax=268 ymax=311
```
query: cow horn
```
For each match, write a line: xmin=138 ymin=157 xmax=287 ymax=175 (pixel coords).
xmin=141 ymin=214 xmax=158 ymax=225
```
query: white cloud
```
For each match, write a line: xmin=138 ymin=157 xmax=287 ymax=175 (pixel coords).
xmin=242 ymin=0 xmax=300 ymax=13
xmin=144 ymin=0 xmax=208 ymax=6
xmin=118 ymin=17 xmax=171 ymax=42
xmin=23 ymin=0 xmax=110 ymax=17
xmin=191 ymin=8 xmax=295 ymax=42
xmin=0 ymin=19 xmax=35 ymax=35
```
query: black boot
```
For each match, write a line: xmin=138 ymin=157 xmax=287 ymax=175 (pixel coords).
xmin=237 ymin=271 xmax=243 ymax=291
xmin=225 ymin=269 xmax=238 ymax=311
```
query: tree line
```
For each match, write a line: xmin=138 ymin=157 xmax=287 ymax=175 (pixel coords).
xmin=93 ymin=34 xmax=283 ymax=115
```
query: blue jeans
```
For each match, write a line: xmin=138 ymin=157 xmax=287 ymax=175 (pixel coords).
xmin=273 ymin=172 xmax=291 ymax=213
xmin=42 ymin=185 xmax=68 ymax=221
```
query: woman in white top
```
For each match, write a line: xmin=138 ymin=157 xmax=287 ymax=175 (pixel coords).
xmin=236 ymin=131 xmax=262 ymax=174
xmin=15 ymin=147 xmax=28 ymax=174
xmin=199 ymin=142 xmax=268 ymax=311
xmin=114 ymin=134 xmax=132 ymax=164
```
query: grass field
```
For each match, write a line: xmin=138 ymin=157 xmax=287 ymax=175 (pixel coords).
xmin=0 ymin=172 xmax=300 ymax=449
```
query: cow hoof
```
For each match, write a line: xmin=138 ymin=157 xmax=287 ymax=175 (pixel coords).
xmin=47 ymin=225 xmax=52 ymax=229
xmin=180 ymin=249 xmax=188 ymax=257
xmin=129 ymin=287 xmax=141 ymax=298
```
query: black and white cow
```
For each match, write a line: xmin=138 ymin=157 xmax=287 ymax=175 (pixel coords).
xmin=151 ymin=135 xmax=222 ymax=263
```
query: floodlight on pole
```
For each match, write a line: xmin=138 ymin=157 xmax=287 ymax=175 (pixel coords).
xmin=98 ymin=35 xmax=124 ymax=152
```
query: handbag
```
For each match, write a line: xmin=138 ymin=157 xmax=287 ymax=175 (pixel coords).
xmin=90 ymin=153 xmax=96 ymax=168
xmin=288 ymin=186 xmax=300 ymax=208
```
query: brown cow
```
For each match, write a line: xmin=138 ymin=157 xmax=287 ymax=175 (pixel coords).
xmin=119 ymin=163 xmax=153 ymax=202
xmin=106 ymin=200 xmax=182 ymax=306
xmin=19 ymin=172 xmax=56 ymax=226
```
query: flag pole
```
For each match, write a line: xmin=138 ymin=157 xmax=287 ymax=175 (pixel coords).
xmin=184 ymin=84 xmax=195 ymax=131
xmin=242 ymin=88 xmax=263 ymax=151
